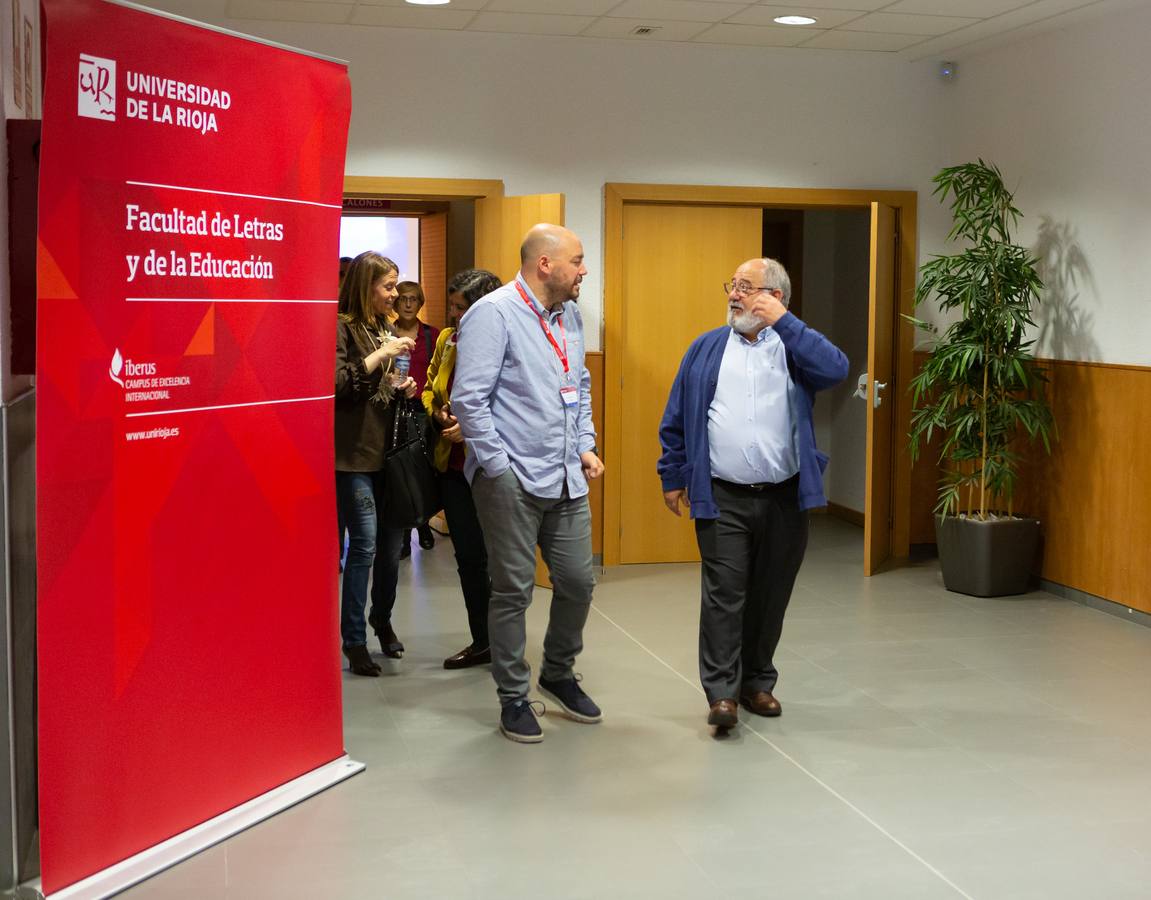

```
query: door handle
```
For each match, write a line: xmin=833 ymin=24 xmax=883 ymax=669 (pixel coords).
xmin=873 ymin=381 xmax=887 ymax=408
xmin=852 ymin=373 xmax=868 ymax=400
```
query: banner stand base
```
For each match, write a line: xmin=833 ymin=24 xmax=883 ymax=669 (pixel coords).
xmin=20 ymin=756 xmax=365 ymax=900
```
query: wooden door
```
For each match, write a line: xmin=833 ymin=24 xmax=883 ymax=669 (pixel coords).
xmin=618 ymin=203 xmax=763 ymax=564
xmin=864 ymin=203 xmax=897 ymax=575
xmin=418 ymin=211 xmax=448 ymax=329
xmin=474 ymin=192 xmax=565 ymax=282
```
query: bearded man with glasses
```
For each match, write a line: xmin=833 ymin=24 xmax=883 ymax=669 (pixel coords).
xmin=657 ymin=257 xmax=848 ymax=731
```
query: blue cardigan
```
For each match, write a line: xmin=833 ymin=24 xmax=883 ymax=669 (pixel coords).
xmin=657 ymin=313 xmax=849 ymax=517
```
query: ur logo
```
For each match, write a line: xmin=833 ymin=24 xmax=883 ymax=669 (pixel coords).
xmin=78 ymin=54 xmax=116 ymax=121
xmin=110 ymin=348 xmax=125 ymax=388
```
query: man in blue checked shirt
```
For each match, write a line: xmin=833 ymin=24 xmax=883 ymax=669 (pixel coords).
xmin=452 ymin=224 xmax=605 ymax=744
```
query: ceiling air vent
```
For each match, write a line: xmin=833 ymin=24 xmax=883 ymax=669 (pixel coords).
xmin=630 ymin=25 xmax=660 ymax=36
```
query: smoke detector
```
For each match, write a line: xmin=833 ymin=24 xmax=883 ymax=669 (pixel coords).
xmin=630 ymin=25 xmax=661 ymax=36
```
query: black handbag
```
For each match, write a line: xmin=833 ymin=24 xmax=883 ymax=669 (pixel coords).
xmin=380 ymin=402 xmax=440 ymax=528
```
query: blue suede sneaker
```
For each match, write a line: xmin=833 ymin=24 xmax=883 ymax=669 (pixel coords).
xmin=499 ymin=699 xmax=545 ymax=744
xmin=538 ymin=674 xmax=602 ymax=724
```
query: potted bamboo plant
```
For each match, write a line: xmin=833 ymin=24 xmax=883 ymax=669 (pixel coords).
xmin=908 ymin=160 xmax=1056 ymax=597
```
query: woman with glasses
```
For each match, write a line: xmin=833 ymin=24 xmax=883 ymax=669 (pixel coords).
xmin=391 ymin=281 xmax=441 ymax=557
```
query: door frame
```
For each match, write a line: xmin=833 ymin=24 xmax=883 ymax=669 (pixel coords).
xmin=342 ymin=177 xmax=508 ymax=329
xmin=342 ymin=177 xmax=571 ymax=287
xmin=342 ymin=176 xmax=507 ymax=275
xmin=602 ymin=182 xmax=918 ymax=569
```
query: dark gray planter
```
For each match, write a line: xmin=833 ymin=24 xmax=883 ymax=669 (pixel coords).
xmin=935 ymin=514 xmax=1041 ymax=597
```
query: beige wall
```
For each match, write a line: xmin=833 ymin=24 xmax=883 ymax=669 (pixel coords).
xmin=938 ymin=2 xmax=1151 ymax=368
xmin=135 ymin=0 xmax=955 ymax=351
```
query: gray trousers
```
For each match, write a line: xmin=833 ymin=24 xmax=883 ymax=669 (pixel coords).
xmin=471 ymin=469 xmax=596 ymax=705
xmin=694 ymin=477 xmax=808 ymax=705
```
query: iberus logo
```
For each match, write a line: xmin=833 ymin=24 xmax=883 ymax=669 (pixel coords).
xmin=109 ymin=348 xmax=125 ymax=388
xmin=109 ymin=349 xmax=157 ymax=390
xmin=79 ymin=54 xmax=116 ymax=121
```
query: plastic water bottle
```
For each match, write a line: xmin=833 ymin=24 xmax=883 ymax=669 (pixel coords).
xmin=394 ymin=350 xmax=410 ymax=378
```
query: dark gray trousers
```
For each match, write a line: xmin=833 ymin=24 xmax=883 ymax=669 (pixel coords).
xmin=695 ymin=477 xmax=808 ymax=705
xmin=439 ymin=469 xmax=490 ymax=648
xmin=471 ymin=469 xmax=596 ymax=706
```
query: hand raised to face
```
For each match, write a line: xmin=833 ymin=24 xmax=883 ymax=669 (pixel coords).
xmin=743 ymin=290 xmax=788 ymax=326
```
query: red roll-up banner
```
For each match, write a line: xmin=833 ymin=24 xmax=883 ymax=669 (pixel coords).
xmin=35 ymin=0 xmax=351 ymax=892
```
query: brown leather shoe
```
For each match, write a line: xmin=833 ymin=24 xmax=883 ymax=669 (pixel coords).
xmin=443 ymin=644 xmax=491 ymax=670
xmin=707 ymin=698 xmax=739 ymax=728
xmin=740 ymin=690 xmax=782 ymax=717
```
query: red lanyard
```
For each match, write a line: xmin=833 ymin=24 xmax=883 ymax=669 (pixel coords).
xmin=515 ymin=281 xmax=569 ymax=374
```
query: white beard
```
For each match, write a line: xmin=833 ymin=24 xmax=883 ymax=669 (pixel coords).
xmin=728 ymin=307 xmax=768 ymax=334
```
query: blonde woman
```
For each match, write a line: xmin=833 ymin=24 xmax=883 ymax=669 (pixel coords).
xmin=335 ymin=252 xmax=418 ymax=676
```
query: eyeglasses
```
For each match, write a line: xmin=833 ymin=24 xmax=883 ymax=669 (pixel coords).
xmin=724 ymin=280 xmax=777 ymax=297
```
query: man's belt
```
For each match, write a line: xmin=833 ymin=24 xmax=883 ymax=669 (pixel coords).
xmin=712 ymin=474 xmax=799 ymax=493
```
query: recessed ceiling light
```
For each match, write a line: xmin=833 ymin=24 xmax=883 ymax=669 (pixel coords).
xmin=774 ymin=15 xmax=817 ymax=26
xmin=406 ymin=0 xmax=451 ymax=5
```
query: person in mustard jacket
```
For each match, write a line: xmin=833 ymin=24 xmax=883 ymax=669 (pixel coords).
xmin=423 ymin=269 xmax=503 ymax=669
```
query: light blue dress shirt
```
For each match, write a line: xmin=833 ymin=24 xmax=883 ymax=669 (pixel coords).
xmin=708 ymin=326 xmax=799 ymax=485
xmin=451 ymin=275 xmax=597 ymax=499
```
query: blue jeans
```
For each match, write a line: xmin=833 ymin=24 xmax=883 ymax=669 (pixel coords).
xmin=336 ymin=470 xmax=405 ymax=649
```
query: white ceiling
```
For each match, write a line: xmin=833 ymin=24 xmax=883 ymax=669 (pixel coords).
xmin=213 ymin=0 xmax=1150 ymax=59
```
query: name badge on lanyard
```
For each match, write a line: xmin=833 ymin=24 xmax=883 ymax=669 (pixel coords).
xmin=560 ymin=385 xmax=579 ymax=408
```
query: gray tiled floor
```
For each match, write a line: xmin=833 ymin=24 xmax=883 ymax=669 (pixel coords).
xmin=126 ymin=517 xmax=1151 ymax=898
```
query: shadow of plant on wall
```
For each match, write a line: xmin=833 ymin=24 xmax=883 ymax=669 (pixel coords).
xmin=1032 ymin=216 xmax=1100 ymax=361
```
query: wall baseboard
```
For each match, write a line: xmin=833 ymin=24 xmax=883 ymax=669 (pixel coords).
xmin=826 ymin=502 xmax=865 ymax=528
xmin=1040 ymin=579 xmax=1151 ymax=630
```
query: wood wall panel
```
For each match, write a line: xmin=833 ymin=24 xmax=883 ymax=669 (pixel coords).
xmin=909 ymin=353 xmax=1151 ymax=612
xmin=908 ymin=350 xmax=942 ymax=544
xmin=1027 ymin=361 xmax=1151 ymax=611
xmin=534 ymin=352 xmax=604 ymax=588
xmin=418 ymin=211 xmax=447 ymax=330
xmin=588 ymin=352 xmax=604 ymax=556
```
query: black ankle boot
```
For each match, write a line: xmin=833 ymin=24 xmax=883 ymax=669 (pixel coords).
xmin=376 ymin=623 xmax=404 ymax=659
xmin=342 ymin=644 xmax=381 ymax=677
